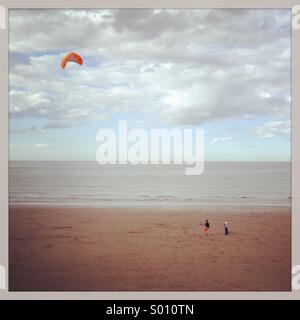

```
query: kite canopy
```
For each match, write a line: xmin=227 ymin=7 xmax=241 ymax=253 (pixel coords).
xmin=61 ymin=52 xmax=83 ymax=69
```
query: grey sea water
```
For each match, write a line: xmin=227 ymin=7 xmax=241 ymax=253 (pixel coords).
xmin=9 ymin=161 xmax=291 ymax=207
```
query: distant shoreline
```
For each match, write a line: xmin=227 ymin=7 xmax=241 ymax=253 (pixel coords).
xmin=9 ymin=203 xmax=292 ymax=213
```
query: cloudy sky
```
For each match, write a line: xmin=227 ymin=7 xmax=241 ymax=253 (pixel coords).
xmin=9 ymin=9 xmax=291 ymax=161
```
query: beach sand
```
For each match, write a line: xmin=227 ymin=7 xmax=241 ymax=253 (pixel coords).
xmin=9 ymin=205 xmax=291 ymax=291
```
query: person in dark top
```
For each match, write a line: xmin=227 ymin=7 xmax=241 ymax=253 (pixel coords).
xmin=204 ymin=219 xmax=210 ymax=236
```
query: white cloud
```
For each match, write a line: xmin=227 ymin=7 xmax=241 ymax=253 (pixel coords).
xmin=211 ymin=137 xmax=233 ymax=145
xmin=34 ymin=144 xmax=48 ymax=148
xmin=255 ymin=120 xmax=291 ymax=139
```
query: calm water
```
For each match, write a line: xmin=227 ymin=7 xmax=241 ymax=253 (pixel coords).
xmin=9 ymin=161 xmax=291 ymax=207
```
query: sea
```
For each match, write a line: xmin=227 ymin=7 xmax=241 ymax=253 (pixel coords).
xmin=9 ymin=161 xmax=291 ymax=207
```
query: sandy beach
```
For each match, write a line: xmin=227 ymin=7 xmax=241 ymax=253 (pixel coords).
xmin=9 ymin=205 xmax=291 ymax=292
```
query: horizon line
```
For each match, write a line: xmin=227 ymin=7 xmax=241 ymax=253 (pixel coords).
xmin=9 ymin=160 xmax=291 ymax=163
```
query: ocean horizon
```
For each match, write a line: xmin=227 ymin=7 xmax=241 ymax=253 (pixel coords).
xmin=9 ymin=161 xmax=291 ymax=208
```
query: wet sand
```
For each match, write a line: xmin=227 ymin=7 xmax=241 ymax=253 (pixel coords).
xmin=9 ymin=205 xmax=291 ymax=291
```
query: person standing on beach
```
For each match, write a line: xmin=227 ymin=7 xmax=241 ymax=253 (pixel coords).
xmin=204 ymin=219 xmax=210 ymax=236
xmin=199 ymin=219 xmax=210 ymax=235
xmin=224 ymin=220 xmax=229 ymax=235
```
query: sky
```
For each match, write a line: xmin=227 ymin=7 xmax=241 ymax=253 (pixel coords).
xmin=9 ymin=9 xmax=291 ymax=161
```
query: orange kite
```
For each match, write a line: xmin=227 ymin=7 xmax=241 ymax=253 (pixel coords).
xmin=60 ymin=52 xmax=83 ymax=69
